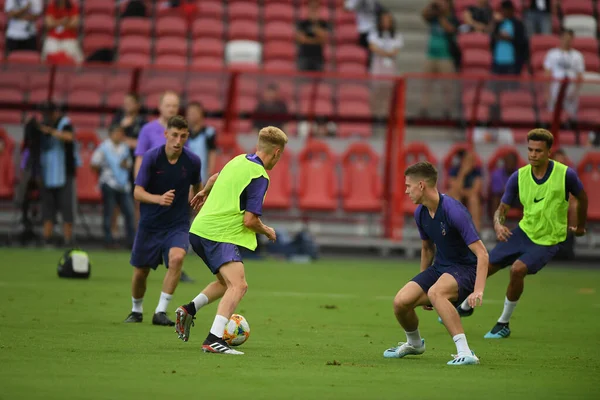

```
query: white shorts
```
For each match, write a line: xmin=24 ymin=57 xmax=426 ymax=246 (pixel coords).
xmin=42 ymin=37 xmax=83 ymax=64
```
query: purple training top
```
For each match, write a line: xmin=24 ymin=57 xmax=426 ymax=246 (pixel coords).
xmin=501 ymin=161 xmax=584 ymax=206
xmin=415 ymin=194 xmax=480 ymax=268
xmin=135 ymin=145 xmax=201 ymax=231
xmin=134 ymin=119 xmax=189 ymax=157
xmin=240 ymin=153 xmax=269 ymax=216
xmin=490 ymin=167 xmax=512 ymax=195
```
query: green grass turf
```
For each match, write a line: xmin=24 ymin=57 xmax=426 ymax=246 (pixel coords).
xmin=0 ymin=248 xmax=599 ymax=400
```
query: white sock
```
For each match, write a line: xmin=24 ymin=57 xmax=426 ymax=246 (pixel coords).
xmin=209 ymin=315 xmax=229 ymax=338
xmin=132 ymin=297 xmax=143 ymax=313
xmin=405 ymin=329 xmax=422 ymax=348
xmin=192 ymin=293 xmax=209 ymax=311
xmin=460 ymin=298 xmax=472 ymax=311
xmin=498 ymin=296 xmax=518 ymax=323
xmin=155 ymin=291 xmax=173 ymax=314
xmin=453 ymin=333 xmax=472 ymax=357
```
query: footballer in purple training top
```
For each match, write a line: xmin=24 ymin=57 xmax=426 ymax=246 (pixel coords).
xmin=124 ymin=116 xmax=202 ymax=327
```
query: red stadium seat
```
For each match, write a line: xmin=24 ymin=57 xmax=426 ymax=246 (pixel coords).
xmin=530 ymin=35 xmax=560 ymax=54
xmin=499 ymin=90 xmax=534 ymax=108
xmin=69 ymin=73 xmax=107 ymax=92
xmin=264 ymin=4 xmax=294 ymax=23
xmin=119 ymin=36 xmax=151 ymax=55
xmin=77 ymin=151 xmax=102 ymax=204
xmin=187 ymin=93 xmax=223 ymax=113
xmin=464 ymin=105 xmax=490 ymax=122
xmin=228 ymin=21 xmax=259 ymax=41
xmin=462 ymin=49 xmax=492 ymax=69
xmin=338 ymin=84 xmax=370 ymax=103
xmin=337 ymin=123 xmax=372 ymax=138
xmin=228 ymin=3 xmax=259 ymax=21
xmin=192 ymin=18 xmax=224 ymax=39
xmin=118 ymin=53 xmax=150 ymax=67
xmin=335 ymin=24 xmax=359 ymax=45
xmin=84 ymin=0 xmax=115 ymax=17
xmin=0 ymin=129 xmax=15 ymax=200
xmin=119 ymin=18 xmax=152 ymax=37
xmin=154 ymin=55 xmax=187 ymax=67
xmin=155 ymin=16 xmax=187 ymax=38
xmin=573 ymin=37 xmax=598 ymax=53
xmin=0 ymin=110 xmax=22 ymax=124
xmin=263 ymin=60 xmax=295 ymax=71
xmin=264 ymin=21 xmax=295 ymax=42
xmin=400 ymin=142 xmax=438 ymax=214
xmin=83 ymin=34 xmax=115 ymax=55
xmin=337 ymin=99 xmax=371 ymax=118
xmin=457 ymin=32 xmax=490 ymax=51
xmin=297 ymin=140 xmax=338 ymax=211
xmin=487 ymin=145 xmax=525 ymax=218
xmin=263 ymin=150 xmax=293 ymax=210
xmin=562 ymin=0 xmax=594 ymax=15
xmin=583 ymin=52 xmax=600 ymax=72
xmin=263 ymin=41 xmax=295 ymax=61
xmin=0 ymin=71 xmax=27 ymax=91
xmin=335 ymin=45 xmax=367 ymax=65
xmin=341 ymin=143 xmax=382 ymax=212
xmin=300 ymin=99 xmax=334 ymax=116
xmin=67 ymin=91 xmax=103 ymax=107
xmin=335 ymin=10 xmax=355 ymax=26
xmin=77 ymin=131 xmax=101 ymax=149
xmin=238 ymin=96 xmax=258 ymax=113
xmin=84 ymin=15 xmax=115 ymax=36
xmin=577 ymin=109 xmax=600 ymax=124
xmin=197 ymin=1 xmax=224 ymax=19
xmin=443 ymin=142 xmax=482 ymax=190
xmin=7 ymin=50 xmax=39 ymax=63
xmin=191 ymin=38 xmax=223 ymax=58
xmin=191 ymin=56 xmax=225 ymax=69
xmin=214 ymin=141 xmax=245 ymax=172
xmin=502 ymin=107 xmax=536 ymax=124
xmin=155 ymin=37 xmax=188 ymax=57
xmin=299 ymin=5 xmax=329 ymax=20
xmin=337 ymin=62 xmax=368 ymax=74
xmin=577 ymin=152 xmax=600 ymax=220
xmin=462 ymin=88 xmax=496 ymax=106
xmin=140 ymin=76 xmax=184 ymax=95
xmin=70 ymin=114 xmax=103 ymax=130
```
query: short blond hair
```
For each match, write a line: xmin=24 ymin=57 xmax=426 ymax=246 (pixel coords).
xmin=257 ymin=126 xmax=288 ymax=152
xmin=527 ymin=128 xmax=553 ymax=149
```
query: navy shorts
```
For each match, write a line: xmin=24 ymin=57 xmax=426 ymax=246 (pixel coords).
xmin=130 ymin=227 xmax=189 ymax=270
xmin=489 ymin=226 xmax=562 ymax=275
xmin=189 ymin=233 xmax=243 ymax=274
xmin=411 ymin=264 xmax=477 ymax=305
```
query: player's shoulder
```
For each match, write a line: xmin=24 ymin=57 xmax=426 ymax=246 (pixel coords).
xmin=181 ymin=147 xmax=201 ymax=164
xmin=441 ymin=194 xmax=469 ymax=219
xmin=413 ymin=204 xmax=424 ymax=221
xmin=145 ymin=145 xmax=163 ymax=158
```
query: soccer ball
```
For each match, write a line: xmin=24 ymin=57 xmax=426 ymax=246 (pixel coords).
xmin=223 ymin=314 xmax=250 ymax=347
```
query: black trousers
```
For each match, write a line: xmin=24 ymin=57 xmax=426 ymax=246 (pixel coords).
xmin=6 ymin=37 xmax=38 ymax=53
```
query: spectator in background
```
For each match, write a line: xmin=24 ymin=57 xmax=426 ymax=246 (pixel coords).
xmin=447 ymin=149 xmax=483 ymax=232
xmin=296 ymin=0 xmax=329 ymax=72
xmin=345 ymin=0 xmax=383 ymax=68
xmin=91 ymin=125 xmax=135 ymax=249
xmin=523 ymin=0 xmax=557 ymax=36
xmin=489 ymin=152 xmax=518 ymax=220
xmin=112 ymin=93 xmax=147 ymax=165
xmin=419 ymin=0 xmax=460 ymax=117
xmin=185 ymin=102 xmax=216 ymax=184
xmin=42 ymin=0 xmax=83 ymax=64
xmin=368 ymin=11 xmax=402 ymax=116
xmin=461 ymin=0 xmax=493 ymax=33
xmin=38 ymin=101 xmax=77 ymax=247
xmin=544 ymin=29 xmax=585 ymax=144
xmin=253 ymin=83 xmax=289 ymax=132
xmin=4 ymin=0 xmax=43 ymax=54
xmin=490 ymin=1 xmax=528 ymax=76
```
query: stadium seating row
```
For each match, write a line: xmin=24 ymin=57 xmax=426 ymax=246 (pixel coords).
xmin=1 ymin=128 xmax=599 ymax=219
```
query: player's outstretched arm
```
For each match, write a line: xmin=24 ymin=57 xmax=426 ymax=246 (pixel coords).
xmin=467 ymin=240 xmax=489 ymax=308
xmin=243 ymin=211 xmax=276 ymax=241
xmin=493 ymin=203 xmax=512 ymax=242
xmin=570 ymin=189 xmax=588 ymax=236
xmin=134 ymin=186 xmax=174 ymax=206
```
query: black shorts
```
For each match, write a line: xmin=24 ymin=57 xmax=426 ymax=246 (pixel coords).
xmin=41 ymin=177 xmax=74 ymax=224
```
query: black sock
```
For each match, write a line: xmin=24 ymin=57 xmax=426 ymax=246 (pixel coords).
xmin=206 ymin=332 xmax=222 ymax=342
xmin=186 ymin=302 xmax=196 ymax=316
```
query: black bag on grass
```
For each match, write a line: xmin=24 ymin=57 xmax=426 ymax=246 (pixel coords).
xmin=57 ymin=249 xmax=91 ymax=279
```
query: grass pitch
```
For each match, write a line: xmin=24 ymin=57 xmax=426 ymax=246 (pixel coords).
xmin=0 ymin=248 xmax=599 ymax=400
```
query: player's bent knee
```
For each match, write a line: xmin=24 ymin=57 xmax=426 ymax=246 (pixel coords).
xmin=510 ymin=261 xmax=528 ymax=278
xmin=394 ymin=290 xmax=418 ymax=311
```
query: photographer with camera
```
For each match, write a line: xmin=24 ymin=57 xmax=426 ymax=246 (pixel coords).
xmin=37 ymin=102 xmax=77 ymax=247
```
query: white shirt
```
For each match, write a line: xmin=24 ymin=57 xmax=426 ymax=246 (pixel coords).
xmin=345 ymin=0 xmax=377 ymax=34
xmin=368 ymin=30 xmax=403 ymax=74
xmin=544 ymin=48 xmax=585 ymax=80
xmin=4 ymin=0 xmax=43 ymax=40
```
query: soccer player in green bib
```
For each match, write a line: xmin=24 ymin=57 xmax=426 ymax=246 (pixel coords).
xmin=174 ymin=126 xmax=287 ymax=355
xmin=452 ymin=129 xmax=588 ymax=338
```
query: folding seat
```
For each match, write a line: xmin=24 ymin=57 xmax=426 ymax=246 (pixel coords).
xmin=556 ymin=130 xmax=577 ymax=145
xmin=337 ymin=62 xmax=367 ymax=74
xmin=228 ymin=21 xmax=260 ymax=41
xmin=155 ymin=16 xmax=187 ymax=38
xmin=263 ymin=151 xmax=293 ymax=210
xmin=461 ymin=49 xmax=491 ymax=69
xmin=341 ymin=143 xmax=382 ymax=212
xmin=7 ymin=50 xmax=39 ymax=63
xmin=264 ymin=4 xmax=294 ymax=23
xmin=187 ymin=93 xmax=222 ymax=113
xmin=119 ymin=36 xmax=151 ymax=56
xmin=335 ymin=24 xmax=358 ymax=45
xmin=197 ymin=1 xmax=224 ymax=19
xmin=192 ymin=18 xmax=224 ymax=39
xmin=228 ymin=3 xmax=259 ymax=22
xmin=263 ymin=60 xmax=295 ymax=71
xmin=155 ymin=37 xmax=188 ymax=57
xmin=300 ymin=99 xmax=334 ymax=116
xmin=84 ymin=15 xmax=115 ymax=36
xmin=501 ymin=107 xmax=536 ymax=124
xmin=462 ymin=88 xmax=496 ymax=107
xmin=0 ymin=110 xmax=22 ymax=124
xmin=69 ymin=73 xmax=107 ymax=92
xmin=337 ymin=84 xmax=370 ymax=103
xmin=299 ymin=5 xmax=329 ymax=20
xmin=499 ymin=90 xmax=534 ymax=108
xmin=69 ymin=114 xmax=103 ymax=131
xmin=191 ymin=38 xmax=224 ymax=58
xmin=0 ymin=130 xmax=15 ymax=199
xmin=337 ymin=99 xmax=371 ymax=118
xmin=139 ymin=76 xmax=184 ymax=96
xmin=83 ymin=34 xmax=115 ymax=55
xmin=1 ymin=88 xmax=24 ymax=103
xmin=457 ymin=32 xmax=490 ymax=51
xmin=572 ymin=37 xmax=598 ymax=53
xmin=117 ymin=53 xmax=151 ymax=67
xmin=335 ymin=45 xmax=367 ymax=65
xmin=530 ymin=35 xmax=560 ymax=54
xmin=84 ymin=0 xmax=115 ymax=17
xmin=234 ymin=119 xmax=253 ymax=134
xmin=577 ymin=109 xmax=600 ymax=124
xmin=337 ymin=123 xmax=372 ymax=138
xmin=583 ymin=52 xmax=600 ymax=72
xmin=577 ymin=152 xmax=600 ymax=220
xmin=562 ymin=0 xmax=594 ymax=16
xmin=463 ymin=105 xmax=491 ymax=122
xmin=191 ymin=56 xmax=224 ymax=69
xmin=264 ymin=21 xmax=296 ymax=42
xmin=154 ymin=55 xmax=187 ymax=67
xmin=119 ymin=18 xmax=152 ymax=37
xmin=335 ymin=10 xmax=355 ymax=26
xmin=238 ymin=78 xmax=259 ymax=97
xmin=238 ymin=95 xmax=258 ymax=114
xmin=67 ymin=91 xmax=103 ymax=108
xmin=442 ymin=142 xmax=482 ymax=190
xmin=263 ymin=41 xmax=295 ymax=61
xmin=297 ymin=140 xmax=338 ymax=211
